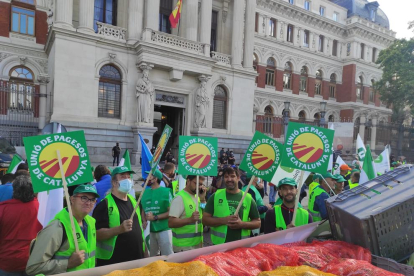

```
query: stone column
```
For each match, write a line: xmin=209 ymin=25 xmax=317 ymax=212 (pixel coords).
xmin=38 ymin=74 xmax=50 ymax=131
xmin=127 ymin=0 xmax=144 ymax=44
xmin=54 ymin=0 xmax=73 ymax=29
xmin=243 ymin=0 xmax=256 ymax=69
xmin=359 ymin=113 xmax=366 ymax=142
xmin=182 ymin=0 xmax=198 ymax=41
xmin=323 ymin=37 xmax=328 ymax=55
xmin=78 ymin=0 xmax=94 ymax=33
xmin=371 ymin=115 xmax=378 ymax=150
xmin=231 ymin=0 xmax=244 ymax=67
xmin=200 ymin=0 xmax=212 ymax=56
xmin=142 ymin=0 xmax=160 ymax=40
xmin=263 ymin=16 xmax=269 ymax=37
xmin=293 ymin=27 xmax=300 ymax=46
xmin=276 ymin=19 xmax=283 ymax=41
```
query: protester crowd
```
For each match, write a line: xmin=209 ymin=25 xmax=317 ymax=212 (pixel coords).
xmin=0 ymin=149 xmax=400 ymax=275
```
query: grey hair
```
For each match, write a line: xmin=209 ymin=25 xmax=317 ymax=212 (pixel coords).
xmin=12 ymin=176 xmax=35 ymax=203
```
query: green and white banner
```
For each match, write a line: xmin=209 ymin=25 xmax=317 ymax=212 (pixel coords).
xmin=281 ymin=122 xmax=334 ymax=174
xmin=374 ymin=148 xmax=391 ymax=174
xmin=239 ymin=131 xmax=283 ymax=182
xmin=270 ymin=165 xmax=310 ymax=187
xmin=178 ymin=136 xmax=218 ymax=176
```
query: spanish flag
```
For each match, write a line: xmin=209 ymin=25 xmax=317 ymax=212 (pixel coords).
xmin=169 ymin=0 xmax=183 ymax=28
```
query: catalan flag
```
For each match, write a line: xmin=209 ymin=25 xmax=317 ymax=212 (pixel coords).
xmin=169 ymin=0 xmax=183 ymax=28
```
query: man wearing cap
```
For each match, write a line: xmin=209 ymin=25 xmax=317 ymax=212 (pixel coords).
xmin=308 ymin=172 xmax=336 ymax=222
xmin=26 ymin=184 xmax=99 ymax=275
xmin=93 ymin=166 xmax=146 ymax=266
xmin=141 ymin=169 xmax=173 ymax=256
xmin=333 ymin=174 xmax=346 ymax=194
xmin=202 ymin=167 xmax=261 ymax=245
xmin=348 ymin=171 xmax=360 ymax=189
xmin=264 ymin=178 xmax=312 ymax=233
xmin=340 ymin=164 xmax=352 ymax=181
xmin=308 ymin=174 xmax=321 ymax=197
xmin=168 ymin=175 xmax=207 ymax=252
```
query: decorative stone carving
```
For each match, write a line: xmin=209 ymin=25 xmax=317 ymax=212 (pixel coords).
xmin=108 ymin=53 xmax=116 ymax=60
xmin=136 ymin=63 xmax=155 ymax=123
xmin=211 ymin=51 xmax=231 ymax=65
xmin=47 ymin=0 xmax=54 ymax=28
xmin=37 ymin=75 xmax=50 ymax=84
xmin=0 ymin=53 xmax=11 ymax=63
xmin=97 ymin=22 xmax=126 ymax=40
xmin=151 ymin=31 xmax=204 ymax=54
xmin=253 ymin=103 xmax=259 ymax=113
xmin=19 ymin=56 xmax=27 ymax=65
xmin=194 ymin=75 xmax=211 ymax=129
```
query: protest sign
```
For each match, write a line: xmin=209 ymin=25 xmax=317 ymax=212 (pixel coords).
xmin=151 ymin=124 xmax=173 ymax=172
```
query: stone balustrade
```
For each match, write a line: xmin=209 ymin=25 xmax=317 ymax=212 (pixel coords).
xmin=150 ymin=30 xmax=205 ymax=54
xmin=96 ymin=22 xmax=127 ymax=41
xmin=210 ymin=51 xmax=231 ymax=66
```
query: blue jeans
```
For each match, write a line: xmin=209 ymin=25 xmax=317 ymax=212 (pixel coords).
xmin=263 ymin=181 xmax=268 ymax=194
xmin=0 ymin=269 xmax=27 ymax=276
xmin=269 ymin=185 xmax=276 ymax=204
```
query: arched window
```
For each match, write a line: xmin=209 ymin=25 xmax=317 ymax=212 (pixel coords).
xmin=315 ymin=69 xmax=323 ymax=95
xmin=98 ymin=65 xmax=122 ymax=118
xmin=328 ymin=115 xmax=334 ymax=122
xmin=213 ymin=86 xmax=227 ymax=129
xmin=329 ymin=73 xmax=336 ymax=98
xmin=314 ymin=113 xmax=321 ymax=124
xmin=264 ymin=105 xmax=273 ymax=134
xmin=9 ymin=66 xmax=34 ymax=110
xmin=266 ymin=58 xmax=276 ymax=86
xmin=298 ymin=110 xmax=306 ymax=122
xmin=369 ymin=79 xmax=375 ymax=102
xmin=300 ymin=66 xmax=308 ymax=93
xmin=283 ymin=62 xmax=293 ymax=89
xmin=357 ymin=76 xmax=364 ymax=100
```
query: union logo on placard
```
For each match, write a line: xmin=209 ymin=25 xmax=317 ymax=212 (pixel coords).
xmin=39 ymin=142 xmax=80 ymax=178
xmin=292 ymin=133 xmax=324 ymax=163
xmin=251 ymin=144 xmax=275 ymax=171
xmin=185 ymin=143 xmax=211 ymax=169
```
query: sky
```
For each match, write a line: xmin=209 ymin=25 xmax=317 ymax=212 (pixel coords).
xmin=376 ymin=0 xmax=413 ymax=39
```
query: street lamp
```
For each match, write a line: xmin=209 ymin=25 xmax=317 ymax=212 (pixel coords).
xmin=319 ymin=101 xmax=327 ymax=127
xmin=283 ymin=101 xmax=290 ymax=138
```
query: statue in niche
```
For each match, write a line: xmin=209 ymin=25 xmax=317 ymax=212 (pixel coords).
xmin=194 ymin=75 xmax=210 ymax=128
xmin=136 ymin=64 xmax=154 ymax=123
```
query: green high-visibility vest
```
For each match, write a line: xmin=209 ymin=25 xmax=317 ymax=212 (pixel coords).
xmin=211 ymin=189 xmax=252 ymax=245
xmin=349 ymin=182 xmax=359 ymax=189
xmin=171 ymin=190 xmax=203 ymax=248
xmin=274 ymin=205 xmax=309 ymax=230
xmin=242 ymin=185 xmax=265 ymax=219
xmin=172 ymin=180 xmax=179 ymax=196
xmin=53 ymin=208 xmax=96 ymax=272
xmin=308 ymin=185 xmax=328 ymax=222
xmin=96 ymin=194 xmax=145 ymax=260
xmin=308 ymin=181 xmax=319 ymax=196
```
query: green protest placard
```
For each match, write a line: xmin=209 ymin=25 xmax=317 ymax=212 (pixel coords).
xmin=281 ymin=122 xmax=334 ymax=174
xmin=151 ymin=124 xmax=173 ymax=172
xmin=178 ymin=136 xmax=218 ymax=176
xmin=239 ymin=131 xmax=283 ymax=182
xmin=23 ymin=130 xmax=93 ymax=193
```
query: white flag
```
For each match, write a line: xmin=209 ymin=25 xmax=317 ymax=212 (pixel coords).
xmin=270 ymin=166 xmax=310 ymax=186
xmin=356 ymin=134 xmax=366 ymax=168
xmin=37 ymin=124 xmax=64 ymax=227
xmin=333 ymin=156 xmax=347 ymax=175
xmin=374 ymin=148 xmax=391 ymax=175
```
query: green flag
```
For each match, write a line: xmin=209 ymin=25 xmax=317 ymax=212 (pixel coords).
xmin=119 ymin=149 xmax=131 ymax=169
xmin=6 ymin=154 xmax=24 ymax=174
xmin=360 ymin=144 xmax=376 ymax=184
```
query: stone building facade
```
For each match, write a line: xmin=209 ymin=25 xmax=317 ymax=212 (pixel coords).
xmin=0 ymin=0 xmax=394 ymax=163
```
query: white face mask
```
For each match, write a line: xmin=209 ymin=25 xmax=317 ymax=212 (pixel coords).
xmin=118 ymin=179 xmax=132 ymax=193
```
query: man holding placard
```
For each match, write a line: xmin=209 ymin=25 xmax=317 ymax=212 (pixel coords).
xmin=203 ymin=167 xmax=261 ymax=245
xmin=264 ymin=178 xmax=312 ymax=233
xmin=26 ymin=184 xmax=99 ymax=274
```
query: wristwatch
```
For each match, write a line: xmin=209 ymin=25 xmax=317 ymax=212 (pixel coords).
xmin=154 ymin=215 xmax=158 ymax=221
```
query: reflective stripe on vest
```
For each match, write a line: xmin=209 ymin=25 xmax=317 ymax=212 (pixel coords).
xmin=274 ymin=205 xmax=309 ymax=230
xmin=307 ymin=185 xmax=328 ymax=222
xmin=172 ymin=190 xmax=203 ymax=248
xmin=242 ymin=185 xmax=265 ymax=219
xmin=349 ymin=182 xmax=359 ymax=189
xmin=211 ymin=189 xmax=252 ymax=245
xmin=53 ymin=209 xmax=96 ymax=272
xmin=96 ymin=194 xmax=145 ymax=260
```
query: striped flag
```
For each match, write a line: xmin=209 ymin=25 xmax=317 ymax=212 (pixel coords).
xmin=6 ymin=154 xmax=24 ymax=174
xmin=169 ymin=0 xmax=183 ymax=28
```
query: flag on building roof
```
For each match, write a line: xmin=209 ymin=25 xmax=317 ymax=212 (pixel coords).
xmin=6 ymin=154 xmax=24 ymax=174
xmin=169 ymin=0 xmax=183 ymax=28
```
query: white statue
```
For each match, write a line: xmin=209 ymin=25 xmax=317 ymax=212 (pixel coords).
xmin=136 ymin=65 xmax=154 ymax=123
xmin=194 ymin=76 xmax=210 ymax=128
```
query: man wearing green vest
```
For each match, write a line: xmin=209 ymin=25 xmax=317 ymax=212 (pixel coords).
xmin=202 ymin=167 xmax=261 ymax=245
xmin=26 ymin=184 xmax=99 ymax=275
xmin=168 ymin=175 xmax=207 ymax=252
xmin=349 ymin=171 xmax=360 ymax=189
xmin=333 ymin=174 xmax=346 ymax=194
xmin=93 ymin=166 xmax=146 ymax=266
xmin=141 ymin=169 xmax=173 ymax=256
xmin=308 ymin=172 xmax=335 ymax=222
xmin=340 ymin=164 xmax=352 ymax=181
xmin=308 ymin=174 xmax=322 ymax=196
xmin=264 ymin=178 xmax=312 ymax=233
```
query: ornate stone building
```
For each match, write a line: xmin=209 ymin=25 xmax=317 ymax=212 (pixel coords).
xmin=0 ymin=0 xmax=394 ymax=163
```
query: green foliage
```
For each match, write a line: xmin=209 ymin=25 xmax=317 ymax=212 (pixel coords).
xmin=375 ymin=39 xmax=414 ymax=120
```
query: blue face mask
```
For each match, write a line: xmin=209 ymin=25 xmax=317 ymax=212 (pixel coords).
xmin=118 ymin=179 xmax=132 ymax=193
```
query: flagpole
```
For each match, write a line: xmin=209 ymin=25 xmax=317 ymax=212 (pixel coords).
xmin=234 ymin=176 xmax=256 ymax=215
xmin=195 ymin=175 xmax=199 ymax=234
xmin=291 ymin=171 xmax=305 ymax=226
xmin=130 ymin=172 xmax=152 ymax=220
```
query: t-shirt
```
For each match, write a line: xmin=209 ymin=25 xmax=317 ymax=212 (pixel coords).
xmin=169 ymin=191 xmax=203 ymax=252
xmin=93 ymin=194 xmax=145 ymax=266
xmin=141 ymin=187 xmax=172 ymax=233
xmin=0 ymin=183 xmax=13 ymax=202
xmin=204 ymin=191 xmax=260 ymax=243
xmin=264 ymin=204 xmax=313 ymax=234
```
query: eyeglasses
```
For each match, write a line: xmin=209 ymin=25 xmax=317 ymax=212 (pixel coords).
xmin=74 ymin=195 xmax=97 ymax=203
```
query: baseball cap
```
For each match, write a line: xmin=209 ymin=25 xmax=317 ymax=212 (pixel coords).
xmin=313 ymin=174 xmax=322 ymax=181
xmin=73 ymin=184 xmax=100 ymax=198
xmin=351 ymin=169 xmax=361 ymax=174
xmin=333 ymin=174 xmax=346 ymax=182
xmin=321 ymin=172 xmax=334 ymax=179
xmin=340 ymin=164 xmax=351 ymax=171
xmin=278 ymin=177 xmax=297 ymax=188
xmin=145 ymin=169 xmax=163 ymax=180
xmin=111 ymin=166 xmax=136 ymax=176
